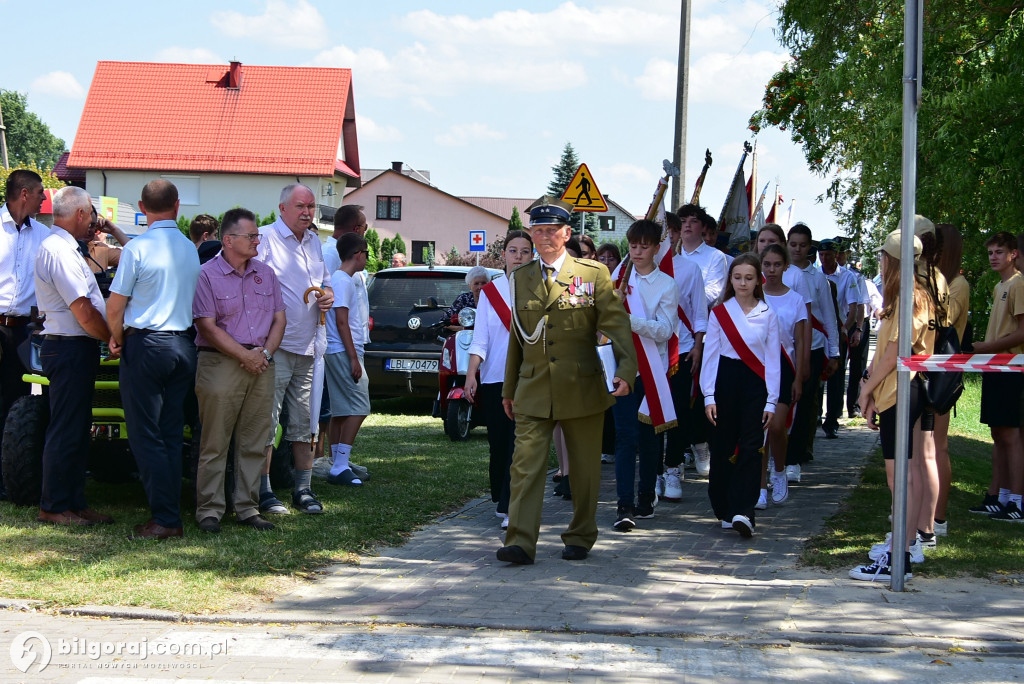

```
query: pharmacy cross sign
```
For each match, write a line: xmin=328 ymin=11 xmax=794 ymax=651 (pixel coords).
xmin=469 ymin=230 xmax=486 ymax=252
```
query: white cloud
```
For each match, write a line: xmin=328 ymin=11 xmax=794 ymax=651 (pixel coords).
xmin=312 ymin=42 xmax=584 ymax=97
xmin=689 ymin=50 xmax=788 ymax=111
xmin=409 ymin=97 xmax=436 ymax=114
xmin=29 ymin=71 xmax=85 ymax=99
xmin=210 ymin=0 xmax=328 ymax=50
xmin=356 ymin=115 xmax=403 ymax=143
xmin=634 ymin=59 xmax=676 ymax=101
xmin=154 ymin=47 xmax=224 ymax=64
xmin=434 ymin=123 xmax=507 ymax=147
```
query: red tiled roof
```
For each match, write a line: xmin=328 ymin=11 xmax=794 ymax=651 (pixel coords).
xmin=460 ymin=196 xmax=536 ymax=222
xmin=68 ymin=61 xmax=360 ymax=178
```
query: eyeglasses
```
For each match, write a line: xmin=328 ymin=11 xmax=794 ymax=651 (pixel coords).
xmin=359 ymin=249 xmax=369 ymax=255
xmin=226 ymin=233 xmax=261 ymax=241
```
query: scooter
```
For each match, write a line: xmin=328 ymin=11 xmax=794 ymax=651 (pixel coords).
xmin=436 ymin=307 xmax=485 ymax=441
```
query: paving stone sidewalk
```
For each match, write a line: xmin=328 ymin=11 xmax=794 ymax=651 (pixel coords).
xmin=255 ymin=422 xmax=1024 ymax=648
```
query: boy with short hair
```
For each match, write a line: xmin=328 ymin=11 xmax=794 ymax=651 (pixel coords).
xmin=612 ymin=219 xmax=679 ymax=530
xmin=969 ymin=232 xmax=1024 ymax=521
xmin=324 ymin=232 xmax=371 ymax=486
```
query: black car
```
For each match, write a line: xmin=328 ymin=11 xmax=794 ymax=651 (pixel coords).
xmin=365 ymin=266 xmax=501 ymax=399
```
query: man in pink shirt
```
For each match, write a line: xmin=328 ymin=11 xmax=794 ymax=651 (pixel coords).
xmin=192 ymin=208 xmax=286 ymax=532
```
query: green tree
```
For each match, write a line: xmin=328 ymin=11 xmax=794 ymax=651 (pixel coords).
xmin=0 ymin=163 xmax=64 ymax=203
xmin=1 ymin=90 xmax=66 ymax=168
xmin=750 ymin=2 xmax=1024 ymax=325
xmin=508 ymin=206 xmax=524 ymax=233
xmin=380 ymin=235 xmax=396 ymax=266
xmin=390 ymin=234 xmax=406 ymax=258
xmin=364 ymin=228 xmax=383 ymax=272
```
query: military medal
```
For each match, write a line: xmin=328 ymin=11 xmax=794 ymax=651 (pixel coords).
xmin=569 ymin=295 xmax=578 ymax=305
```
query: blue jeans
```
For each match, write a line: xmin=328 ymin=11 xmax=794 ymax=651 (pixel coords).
xmin=612 ymin=378 xmax=663 ymax=508
xmin=120 ymin=331 xmax=196 ymax=528
xmin=40 ymin=336 xmax=99 ymax=513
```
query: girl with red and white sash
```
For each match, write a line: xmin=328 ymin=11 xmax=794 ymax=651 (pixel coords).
xmin=465 ymin=230 xmax=533 ymax=530
xmin=760 ymin=243 xmax=807 ymax=508
xmin=701 ymin=254 xmax=780 ymax=538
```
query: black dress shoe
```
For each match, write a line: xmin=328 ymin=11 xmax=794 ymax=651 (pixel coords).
xmin=823 ymin=425 xmax=839 ymax=439
xmin=496 ymin=545 xmax=534 ymax=565
xmin=197 ymin=516 xmax=221 ymax=533
xmin=562 ymin=545 xmax=588 ymax=561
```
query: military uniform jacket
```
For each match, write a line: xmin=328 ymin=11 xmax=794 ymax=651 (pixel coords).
xmin=503 ymin=257 xmax=637 ymax=420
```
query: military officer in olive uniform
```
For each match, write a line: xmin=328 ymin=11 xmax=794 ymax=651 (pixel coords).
xmin=498 ymin=196 xmax=637 ymax=564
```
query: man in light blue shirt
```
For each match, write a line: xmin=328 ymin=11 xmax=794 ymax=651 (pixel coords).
xmin=108 ymin=179 xmax=200 ymax=540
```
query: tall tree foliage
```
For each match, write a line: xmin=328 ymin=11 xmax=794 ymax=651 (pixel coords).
xmin=507 ymin=206 xmax=524 ymax=233
xmin=547 ymin=141 xmax=597 ymax=238
xmin=1 ymin=90 xmax=65 ymax=168
xmin=751 ymin=2 xmax=1024 ymax=321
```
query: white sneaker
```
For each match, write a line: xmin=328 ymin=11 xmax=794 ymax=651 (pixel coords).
xmin=663 ymin=467 xmax=683 ymax=501
xmin=786 ymin=464 xmax=802 ymax=483
xmin=869 ymin=535 xmax=924 ymax=564
xmin=933 ymin=520 xmax=948 ymax=536
xmin=755 ymin=489 xmax=768 ymax=510
xmin=771 ymin=472 xmax=789 ymax=504
xmin=908 ymin=539 xmax=925 ymax=564
xmin=655 ymin=474 xmax=666 ymax=498
xmin=731 ymin=514 xmax=754 ymax=538
xmin=601 ymin=453 xmax=614 ymax=464
xmin=721 ymin=519 xmax=733 ymax=529
xmin=693 ymin=443 xmax=711 ymax=477
xmin=501 ymin=515 xmax=509 ymax=530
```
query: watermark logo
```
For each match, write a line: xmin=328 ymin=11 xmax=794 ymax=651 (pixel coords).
xmin=10 ymin=631 xmax=52 ymax=673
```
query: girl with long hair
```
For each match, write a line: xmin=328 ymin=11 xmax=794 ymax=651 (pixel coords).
xmin=701 ymin=254 xmax=780 ymax=538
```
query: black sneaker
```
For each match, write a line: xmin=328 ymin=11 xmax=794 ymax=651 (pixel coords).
xmin=613 ymin=506 xmax=635 ymax=531
xmin=989 ymin=501 xmax=1024 ymax=522
xmin=635 ymin=492 xmax=656 ymax=519
xmin=969 ymin=494 xmax=1005 ymax=515
xmin=849 ymin=551 xmax=913 ymax=582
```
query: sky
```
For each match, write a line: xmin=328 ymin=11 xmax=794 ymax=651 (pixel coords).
xmin=6 ymin=0 xmax=839 ymax=239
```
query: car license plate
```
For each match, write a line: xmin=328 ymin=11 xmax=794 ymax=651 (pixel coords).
xmin=385 ymin=358 xmax=438 ymax=372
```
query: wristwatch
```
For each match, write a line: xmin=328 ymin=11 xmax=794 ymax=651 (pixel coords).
xmin=261 ymin=348 xmax=273 ymax=362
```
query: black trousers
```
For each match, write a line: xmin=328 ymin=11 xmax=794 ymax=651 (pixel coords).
xmin=40 ymin=336 xmax=99 ymax=513
xmin=823 ymin=334 xmax=848 ymax=428
xmin=0 ymin=323 xmax=32 ymax=494
xmin=121 ymin=331 xmax=196 ymax=528
xmin=666 ymin=359 xmax=696 ymax=468
xmin=480 ymin=382 xmax=514 ymax=514
xmin=787 ymin=348 xmax=826 ymax=466
xmin=846 ymin=319 xmax=870 ymax=414
xmin=708 ymin=357 xmax=767 ymax=523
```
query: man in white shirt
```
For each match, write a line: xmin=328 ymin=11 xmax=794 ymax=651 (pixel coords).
xmin=34 ymin=187 xmax=113 ymax=526
xmin=819 ymin=238 xmax=861 ymax=437
xmin=256 ymin=184 xmax=334 ymax=515
xmin=0 ymin=169 xmax=48 ymax=498
xmin=839 ymin=242 xmax=871 ymax=417
xmin=784 ymin=224 xmax=840 ymax=482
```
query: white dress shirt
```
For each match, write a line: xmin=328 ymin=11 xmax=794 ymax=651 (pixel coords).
xmin=257 ymin=218 xmax=332 ymax=356
xmin=679 ymin=241 xmax=728 ymax=308
xmin=787 ymin=263 xmax=839 ymax=357
xmin=822 ymin=263 xmax=859 ymax=327
xmin=468 ymin=274 xmax=512 ymax=385
xmin=701 ymin=298 xmax=781 ymax=413
xmin=34 ymin=226 xmax=106 ymax=337
xmin=671 ymin=254 xmax=708 ymax=354
xmin=627 ymin=266 xmax=679 ymax=371
xmin=1 ymin=203 xmax=50 ymax=316
xmin=765 ymin=289 xmax=807 ymax=365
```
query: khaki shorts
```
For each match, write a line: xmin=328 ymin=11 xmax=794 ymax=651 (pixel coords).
xmin=266 ymin=349 xmax=314 ymax=445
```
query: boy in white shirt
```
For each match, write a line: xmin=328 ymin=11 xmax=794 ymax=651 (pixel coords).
xmin=324 ymin=233 xmax=371 ymax=486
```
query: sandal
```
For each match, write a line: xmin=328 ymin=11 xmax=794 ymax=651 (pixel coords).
xmin=291 ymin=488 xmax=324 ymax=514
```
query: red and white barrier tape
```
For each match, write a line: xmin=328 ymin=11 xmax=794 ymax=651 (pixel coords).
xmin=899 ymin=353 xmax=1024 ymax=373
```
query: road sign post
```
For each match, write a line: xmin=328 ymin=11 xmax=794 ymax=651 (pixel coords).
xmin=469 ymin=230 xmax=485 ymax=265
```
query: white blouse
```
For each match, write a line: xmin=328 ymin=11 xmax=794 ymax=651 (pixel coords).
xmin=701 ymin=297 xmax=781 ymax=413
xmin=765 ymin=288 xmax=808 ymax=366
xmin=467 ymin=275 xmax=511 ymax=385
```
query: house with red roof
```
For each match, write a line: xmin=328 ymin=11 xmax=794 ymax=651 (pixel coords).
xmin=67 ymin=60 xmax=360 ymax=223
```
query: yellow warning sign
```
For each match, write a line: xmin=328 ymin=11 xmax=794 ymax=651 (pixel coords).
xmin=559 ymin=163 xmax=608 ymax=212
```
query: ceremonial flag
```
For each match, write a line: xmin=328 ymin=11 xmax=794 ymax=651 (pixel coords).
xmin=766 ymin=185 xmax=783 ymax=224
xmin=718 ymin=143 xmax=752 ymax=253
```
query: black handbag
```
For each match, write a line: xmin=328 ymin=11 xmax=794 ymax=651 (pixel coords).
xmin=920 ymin=324 xmax=964 ymax=415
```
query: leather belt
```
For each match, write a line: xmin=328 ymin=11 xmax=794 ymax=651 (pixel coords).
xmin=43 ymin=335 xmax=93 ymax=341
xmin=124 ymin=328 xmax=189 ymax=336
xmin=0 ymin=315 xmax=31 ymax=327
xmin=198 ymin=344 xmax=258 ymax=353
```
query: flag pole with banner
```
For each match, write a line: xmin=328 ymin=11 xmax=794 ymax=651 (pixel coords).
xmin=717 ymin=141 xmax=752 ymax=254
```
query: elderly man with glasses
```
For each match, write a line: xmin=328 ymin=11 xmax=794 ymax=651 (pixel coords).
xmin=191 ymin=208 xmax=286 ymax=533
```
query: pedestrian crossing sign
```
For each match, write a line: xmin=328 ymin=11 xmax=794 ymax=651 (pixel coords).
xmin=560 ymin=163 xmax=608 ymax=212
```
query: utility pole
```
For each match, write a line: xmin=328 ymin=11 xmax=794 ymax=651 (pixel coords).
xmin=671 ymin=0 xmax=690 ymax=211
xmin=0 ymin=98 xmax=9 ymax=170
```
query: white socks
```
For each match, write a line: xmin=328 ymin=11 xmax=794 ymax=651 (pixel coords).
xmin=999 ymin=488 xmax=1011 ymax=506
xmin=330 ymin=443 xmax=352 ymax=477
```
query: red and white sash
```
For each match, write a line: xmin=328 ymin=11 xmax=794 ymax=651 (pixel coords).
xmin=712 ymin=299 xmax=765 ymax=380
xmin=658 ymin=250 xmax=681 ymax=375
xmin=623 ymin=268 xmax=677 ymax=433
xmin=482 ymin=280 xmax=511 ymax=332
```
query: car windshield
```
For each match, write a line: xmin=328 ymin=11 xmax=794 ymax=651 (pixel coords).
xmin=367 ymin=274 xmax=469 ymax=311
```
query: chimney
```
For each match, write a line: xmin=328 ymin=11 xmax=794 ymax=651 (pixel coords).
xmin=391 ymin=161 xmax=403 ymax=172
xmin=228 ymin=61 xmax=241 ymax=88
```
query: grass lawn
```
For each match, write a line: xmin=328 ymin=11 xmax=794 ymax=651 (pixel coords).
xmin=0 ymin=398 xmax=492 ymax=613
xmin=803 ymin=375 xmax=1024 ymax=576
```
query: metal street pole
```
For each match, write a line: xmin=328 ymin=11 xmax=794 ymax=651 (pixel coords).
xmin=891 ymin=0 xmax=924 ymax=592
xmin=671 ymin=0 xmax=690 ymax=211
xmin=0 ymin=100 xmax=9 ymax=170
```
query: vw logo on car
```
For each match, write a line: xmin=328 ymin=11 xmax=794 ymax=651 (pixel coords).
xmin=407 ymin=316 xmax=421 ymax=330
